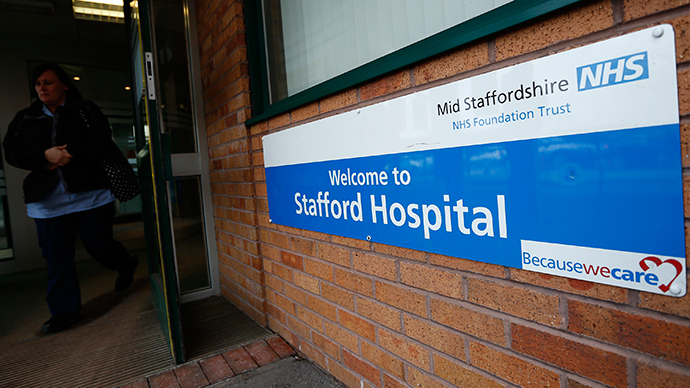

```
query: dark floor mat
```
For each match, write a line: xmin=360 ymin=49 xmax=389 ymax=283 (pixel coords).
xmin=181 ymin=296 xmax=273 ymax=360
xmin=0 ymin=310 xmax=173 ymax=388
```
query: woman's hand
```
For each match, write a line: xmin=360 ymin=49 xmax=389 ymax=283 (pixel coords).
xmin=44 ymin=145 xmax=73 ymax=170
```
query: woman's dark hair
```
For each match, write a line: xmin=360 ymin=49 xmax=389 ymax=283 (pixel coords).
xmin=32 ymin=63 xmax=82 ymax=102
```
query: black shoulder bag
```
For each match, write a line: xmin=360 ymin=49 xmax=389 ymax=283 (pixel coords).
xmin=79 ymin=107 xmax=140 ymax=202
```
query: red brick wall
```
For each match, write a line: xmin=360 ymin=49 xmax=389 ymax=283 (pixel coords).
xmin=196 ymin=0 xmax=690 ymax=387
xmin=195 ymin=0 xmax=266 ymax=325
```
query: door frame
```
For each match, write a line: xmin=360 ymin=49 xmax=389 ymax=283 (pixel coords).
xmin=175 ymin=0 xmax=219 ymax=304
xmin=126 ymin=0 xmax=185 ymax=363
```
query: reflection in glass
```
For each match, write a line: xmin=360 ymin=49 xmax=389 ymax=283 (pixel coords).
xmin=152 ymin=0 xmax=197 ymax=153
xmin=169 ymin=176 xmax=210 ymax=293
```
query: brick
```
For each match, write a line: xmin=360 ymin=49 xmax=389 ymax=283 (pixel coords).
xmin=376 ymin=281 xmax=427 ymax=316
xmin=361 ymin=70 xmax=412 ymax=100
xmin=568 ymin=299 xmax=690 ymax=365
xmin=354 ymin=252 xmax=397 ymax=281
xmin=682 ymin=124 xmax=690 ymax=168
xmin=686 ymin=175 xmax=690 ymax=218
xmin=400 ymin=262 xmax=462 ymax=299
xmin=671 ymin=14 xmax=690 ymax=64
xmin=296 ymin=227 xmax=327 ymax=239
xmin=299 ymin=341 xmax=327 ymax=369
xmin=623 ymin=0 xmax=690 ymax=21
xmin=357 ymin=296 xmax=402 ymax=331
xmin=249 ymin=121 xmax=268 ymax=136
xmin=291 ymin=102 xmax=319 ymax=122
xmin=268 ymin=112 xmax=290 ymax=129
xmin=430 ymin=298 xmax=505 ymax=345
xmin=273 ymin=320 xmax=299 ymax=347
xmin=362 ymin=340 xmax=405 ymax=379
xmin=149 ymin=371 xmax=181 ymax=388
xmin=430 ymin=253 xmax=506 ymax=278
xmin=308 ymin=295 xmax=339 ymax=321
xmin=297 ymin=305 xmax=324 ymax=332
xmin=512 ymin=324 xmax=626 ymax=387
xmin=638 ymin=285 xmax=690 ymax=319
xmin=468 ymin=277 xmax=560 ymax=326
xmin=335 ymin=268 xmax=374 ymax=296
xmin=320 ymin=89 xmax=358 ymax=113
xmin=318 ymin=243 xmax=351 ymax=267
xmin=510 ymin=269 xmax=627 ymax=303
xmin=291 ymin=236 xmax=317 ymax=256
xmin=379 ymin=329 xmax=430 ymax=371
xmin=272 ymin=263 xmax=293 ymax=282
xmin=222 ymin=347 xmax=259 ymax=374
xmin=407 ymin=367 xmax=453 ymax=388
xmin=276 ymin=224 xmax=299 ymax=235
xmin=331 ymin=233 xmax=371 ymax=249
xmin=404 ymin=315 xmax=464 ymax=359
xmin=284 ymin=283 xmax=308 ymax=305
xmin=293 ymin=272 xmax=320 ymax=294
xmin=373 ymin=243 xmax=426 ymax=262
xmin=636 ymin=362 xmax=690 ymax=388
xmin=343 ymin=350 xmax=381 ymax=385
xmin=174 ymin=362 xmax=210 ymax=388
xmin=470 ymin=342 xmax=559 ymax=388
xmin=244 ymin=340 xmax=281 ymax=366
xmin=268 ymin=303 xmax=287 ymax=324
xmin=328 ymin=359 xmax=362 ymax=388
xmin=281 ymin=250 xmax=304 ymax=270
xmin=267 ymin=230 xmax=290 ymax=249
xmin=262 ymin=244 xmax=280 ymax=261
xmin=382 ymin=374 xmax=407 ymax=388
xmin=567 ymin=379 xmax=596 ymax=388
xmin=339 ymin=309 xmax=376 ymax=342
xmin=305 ymin=258 xmax=334 ymax=281
xmin=322 ymin=282 xmax=355 ymax=310
xmin=285 ymin=312 xmax=311 ymax=337
xmin=682 ymin=69 xmax=690 ymax=116
xmin=433 ymin=354 xmax=503 ymax=388
xmin=495 ymin=0 xmax=613 ymax=61
xmin=414 ymin=42 xmax=489 ymax=85
xmin=252 ymin=150 xmax=264 ymax=167
xmin=275 ymin=293 xmax=296 ymax=315
xmin=325 ymin=321 xmax=360 ymax=353
xmin=265 ymin=273 xmax=284 ymax=293
xmin=266 ymin=336 xmax=296 ymax=358
xmin=312 ymin=331 xmax=341 ymax=360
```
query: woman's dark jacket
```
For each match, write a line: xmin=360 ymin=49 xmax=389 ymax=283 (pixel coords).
xmin=3 ymin=98 xmax=111 ymax=204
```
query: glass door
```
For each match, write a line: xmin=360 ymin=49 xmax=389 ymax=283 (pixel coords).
xmin=126 ymin=0 xmax=218 ymax=364
xmin=148 ymin=0 xmax=218 ymax=301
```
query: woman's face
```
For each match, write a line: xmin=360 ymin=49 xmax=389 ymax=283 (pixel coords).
xmin=35 ymin=70 xmax=68 ymax=108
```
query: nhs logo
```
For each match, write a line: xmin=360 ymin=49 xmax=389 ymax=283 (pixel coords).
xmin=577 ymin=52 xmax=649 ymax=91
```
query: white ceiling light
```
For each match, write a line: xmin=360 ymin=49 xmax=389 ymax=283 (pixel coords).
xmin=73 ymin=0 xmax=124 ymax=23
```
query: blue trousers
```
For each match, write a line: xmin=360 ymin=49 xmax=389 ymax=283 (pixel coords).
xmin=35 ymin=202 xmax=130 ymax=315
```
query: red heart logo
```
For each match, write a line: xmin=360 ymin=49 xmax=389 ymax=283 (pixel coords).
xmin=639 ymin=256 xmax=683 ymax=293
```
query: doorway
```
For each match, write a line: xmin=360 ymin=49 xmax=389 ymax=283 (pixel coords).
xmin=0 ymin=0 xmax=225 ymax=372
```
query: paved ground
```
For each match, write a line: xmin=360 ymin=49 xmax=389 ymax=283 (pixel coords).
xmin=210 ymin=358 xmax=345 ymax=388
xmin=119 ymin=336 xmax=345 ymax=388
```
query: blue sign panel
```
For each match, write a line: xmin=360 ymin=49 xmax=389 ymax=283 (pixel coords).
xmin=263 ymin=26 xmax=685 ymax=296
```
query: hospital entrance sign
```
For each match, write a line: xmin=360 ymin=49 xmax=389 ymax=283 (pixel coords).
xmin=263 ymin=25 xmax=686 ymax=297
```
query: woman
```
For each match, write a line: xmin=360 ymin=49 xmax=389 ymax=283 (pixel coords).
xmin=3 ymin=63 xmax=138 ymax=333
